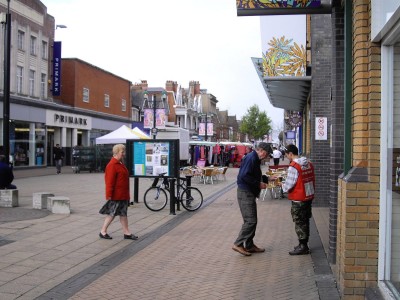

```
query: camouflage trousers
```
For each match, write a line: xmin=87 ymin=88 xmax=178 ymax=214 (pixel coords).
xmin=290 ymin=200 xmax=313 ymax=242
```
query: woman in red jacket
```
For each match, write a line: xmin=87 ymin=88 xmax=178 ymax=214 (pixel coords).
xmin=99 ymin=144 xmax=138 ymax=240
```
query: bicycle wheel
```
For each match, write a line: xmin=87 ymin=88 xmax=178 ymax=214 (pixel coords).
xmin=180 ymin=187 xmax=203 ymax=211
xmin=143 ymin=187 xmax=168 ymax=211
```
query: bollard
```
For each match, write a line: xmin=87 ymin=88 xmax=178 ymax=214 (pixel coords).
xmin=175 ymin=177 xmax=181 ymax=212
xmin=133 ymin=177 xmax=139 ymax=203
xmin=185 ymin=175 xmax=192 ymax=187
xmin=183 ymin=176 xmax=192 ymax=209
xmin=169 ymin=178 xmax=176 ymax=215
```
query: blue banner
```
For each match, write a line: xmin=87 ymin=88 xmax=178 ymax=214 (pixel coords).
xmin=52 ymin=41 xmax=62 ymax=96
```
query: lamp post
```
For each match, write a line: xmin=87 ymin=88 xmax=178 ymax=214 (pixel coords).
xmin=200 ymin=113 xmax=213 ymax=141
xmin=205 ymin=115 xmax=208 ymax=141
xmin=152 ymin=94 xmax=157 ymax=139
xmin=146 ymin=92 xmax=167 ymax=139
xmin=2 ymin=0 xmax=11 ymax=164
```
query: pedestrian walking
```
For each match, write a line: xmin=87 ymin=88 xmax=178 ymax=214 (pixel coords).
xmin=99 ymin=144 xmax=138 ymax=240
xmin=232 ymin=142 xmax=269 ymax=256
xmin=0 ymin=155 xmax=17 ymax=189
xmin=53 ymin=144 xmax=64 ymax=174
xmin=280 ymin=144 xmax=315 ymax=255
xmin=272 ymin=147 xmax=282 ymax=166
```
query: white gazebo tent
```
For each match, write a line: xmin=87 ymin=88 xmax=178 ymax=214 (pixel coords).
xmin=95 ymin=125 xmax=149 ymax=144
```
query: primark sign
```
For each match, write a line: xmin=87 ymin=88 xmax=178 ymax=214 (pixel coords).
xmin=46 ymin=110 xmax=92 ymax=129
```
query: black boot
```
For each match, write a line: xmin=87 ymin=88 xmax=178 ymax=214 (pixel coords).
xmin=289 ymin=241 xmax=310 ymax=255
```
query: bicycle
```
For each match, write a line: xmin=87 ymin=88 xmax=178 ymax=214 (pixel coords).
xmin=143 ymin=173 xmax=203 ymax=212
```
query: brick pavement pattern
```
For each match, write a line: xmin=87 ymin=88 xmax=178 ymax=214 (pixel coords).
xmin=0 ymin=164 xmax=339 ymax=299
xmin=71 ymin=188 xmax=319 ymax=300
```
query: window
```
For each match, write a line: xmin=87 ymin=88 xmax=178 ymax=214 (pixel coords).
xmin=17 ymin=30 xmax=25 ymax=51
xmin=83 ymin=88 xmax=89 ymax=102
xmin=29 ymin=70 xmax=35 ymax=96
xmin=30 ymin=36 xmax=37 ymax=55
xmin=16 ymin=66 xmax=23 ymax=93
xmin=41 ymin=41 xmax=48 ymax=59
xmin=388 ymin=44 xmax=400 ymax=294
xmin=40 ymin=73 xmax=46 ymax=98
xmin=122 ymin=99 xmax=126 ymax=111
xmin=104 ymin=94 xmax=110 ymax=107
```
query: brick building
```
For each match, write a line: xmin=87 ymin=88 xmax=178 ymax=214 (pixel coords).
xmin=239 ymin=0 xmax=400 ymax=298
xmin=53 ymin=58 xmax=132 ymax=152
xmin=0 ymin=1 xmax=133 ymax=167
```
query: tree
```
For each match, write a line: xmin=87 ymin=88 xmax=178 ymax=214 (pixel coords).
xmin=240 ymin=105 xmax=272 ymax=141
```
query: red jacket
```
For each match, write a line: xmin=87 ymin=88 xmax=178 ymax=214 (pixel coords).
xmin=288 ymin=160 xmax=315 ymax=201
xmin=105 ymin=157 xmax=130 ymax=201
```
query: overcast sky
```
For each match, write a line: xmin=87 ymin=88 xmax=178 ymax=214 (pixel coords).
xmin=43 ymin=0 xmax=284 ymax=131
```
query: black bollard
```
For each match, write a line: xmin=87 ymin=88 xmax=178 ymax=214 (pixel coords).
xmin=169 ymin=178 xmax=176 ymax=215
xmin=185 ymin=175 xmax=192 ymax=187
xmin=133 ymin=177 xmax=139 ymax=203
xmin=175 ymin=178 xmax=181 ymax=211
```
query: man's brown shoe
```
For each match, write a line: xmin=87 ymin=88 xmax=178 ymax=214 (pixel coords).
xmin=232 ymin=244 xmax=252 ymax=256
xmin=246 ymin=245 xmax=265 ymax=253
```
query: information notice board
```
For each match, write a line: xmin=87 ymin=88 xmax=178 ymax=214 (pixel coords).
xmin=126 ymin=139 xmax=180 ymax=178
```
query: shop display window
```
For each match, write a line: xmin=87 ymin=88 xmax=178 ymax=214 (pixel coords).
xmin=10 ymin=121 xmax=45 ymax=166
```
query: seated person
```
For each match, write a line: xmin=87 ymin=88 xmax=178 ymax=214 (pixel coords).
xmin=0 ymin=155 xmax=17 ymax=189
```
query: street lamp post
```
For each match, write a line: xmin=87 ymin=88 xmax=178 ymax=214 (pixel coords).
xmin=205 ymin=115 xmax=208 ymax=141
xmin=201 ymin=113 xmax=213 ymax=142
xmin=152 ymin=94 xmax=157 ymax=139
xmin=147 ymin=92 xmax=167 ymax=140
xmin=2 ymin=0 xmax=11 ymax=164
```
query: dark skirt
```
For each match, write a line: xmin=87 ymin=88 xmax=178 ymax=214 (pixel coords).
xmin=99 ymin=200 xmax=129 ymax=217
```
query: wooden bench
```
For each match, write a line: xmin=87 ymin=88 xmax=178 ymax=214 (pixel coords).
xmin=33 ymin=192 xmax=55 ymax=209
xmin=0 ymin=189 xmax=18 ymax=207
xmin=48 ymin=196 xmax=70 ymax=214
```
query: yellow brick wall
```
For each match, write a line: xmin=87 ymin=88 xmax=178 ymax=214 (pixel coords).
xmin=336 ymin=1 xmax=381 ymax=299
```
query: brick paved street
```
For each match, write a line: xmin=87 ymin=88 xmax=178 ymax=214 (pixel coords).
xmin=0 ymin=165 xmax=340 ymax=300
xmin=70 ymin=188 xmax=321 ymax=300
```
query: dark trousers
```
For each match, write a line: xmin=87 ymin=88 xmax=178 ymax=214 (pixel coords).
xmin=234 ymin=188 xmax=257 ymax=249
xmin=0 ymin=184 xmax=16 ymax=189
xmin=273 ymin=158 xmax=280 ymax=166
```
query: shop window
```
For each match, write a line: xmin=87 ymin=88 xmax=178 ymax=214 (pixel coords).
xmin=389 ymin=44 xmax=400 ymax=293
xmin=10 ymin=121 xmax=45 ymax=167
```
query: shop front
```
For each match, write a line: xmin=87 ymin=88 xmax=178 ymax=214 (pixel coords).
xmin=45 ymin=109 xmax=92 ymax=166
xmin=9 ymin=120 xmax=46 ymax=167
xmin=0 ymin=104 xmax=93 ymax=168
xmin=374 ymin=1 xmax=400 ymax=297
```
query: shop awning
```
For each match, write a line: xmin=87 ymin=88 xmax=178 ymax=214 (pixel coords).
xmin=236 ymin=0 xmax=331 ymax=16
xmin=189 ymin=141 xmax=217 ymax=147
xmin=263 ymin=76 xmax=311 ymax=111
xmin=252 ymin=57 xmax=311 ymax=112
